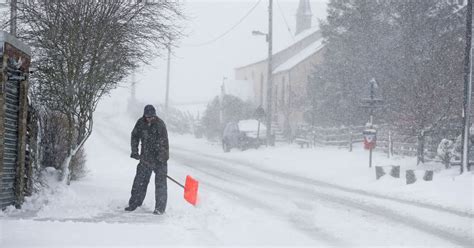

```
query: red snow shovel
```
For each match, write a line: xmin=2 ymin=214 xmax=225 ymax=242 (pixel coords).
xmin=139 ymin=159 xmax=199 ymax=206
xmin=167 ymin=175 xmax=199 ymax=206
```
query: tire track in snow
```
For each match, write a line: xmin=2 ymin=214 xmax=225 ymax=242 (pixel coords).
xmin=173 ymin=149 xmax=474 ymax=247
xmin=94 ymin=116 xmax=473 ymax=246
xmin=173 ymin=150 xmax=347 ymax=246
xmin=96 ymin=115 xmax=473 ymax=220
xmin=94 ymin=119 xmax=338 ymax=245
xmin=176 ymin=146 xmax=473 ymax=219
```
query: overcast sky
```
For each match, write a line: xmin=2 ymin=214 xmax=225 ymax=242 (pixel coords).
xmin=115 ymin=0 xmax=328 ymax=108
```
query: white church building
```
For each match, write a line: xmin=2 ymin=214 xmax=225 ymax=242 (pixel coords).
xmin=234 ymin=0 xmax=325 ymax=138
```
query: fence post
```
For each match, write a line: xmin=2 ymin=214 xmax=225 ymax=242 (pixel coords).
xmin=349 ymin=131 xmax=353 ymax=152
xmin=390 ymin=132 xmax=394 ymax=157
xmin=388 ymin=130 xmax=392 ymax=158
xmin=417 ymin=132 xmax=425 ymax=165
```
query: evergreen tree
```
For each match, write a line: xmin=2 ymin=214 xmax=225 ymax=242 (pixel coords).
xmin=309 ymin=0 xmax=465 ymax=136
xmin=386 ymin=0 xmax=464 ymax=136
xmin=309 ymin=0 xmax=394 ymax=126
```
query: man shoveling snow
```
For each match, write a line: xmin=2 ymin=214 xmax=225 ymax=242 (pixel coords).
xmin=125 ymin=105 xmax=169 ymax=215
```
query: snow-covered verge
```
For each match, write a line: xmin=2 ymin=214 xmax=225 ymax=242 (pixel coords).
xmin=1 ymin=93 xmax=472 ymax=247
xmin=171 ymin=134 xmax=474 ymax=214
xmin=0 ymin=105 xmax=325 ymax=247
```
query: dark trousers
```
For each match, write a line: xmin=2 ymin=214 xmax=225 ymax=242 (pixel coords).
xmin=128 ymin=161 xmax=168 ymax=212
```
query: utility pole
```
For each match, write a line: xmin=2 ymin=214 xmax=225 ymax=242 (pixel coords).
xmin=165 ymin=45 xmax=171 ymax=112
xmin=220 ymin=77 xmax=226 ymax=124
xmin=368 ymin=79 xmax=376 ymax=168
xmin=265 ymin=0 xmax=273 ymax=146
xmin=369 ymin=79 xmax=376 ymax=125
xmin=461 ymin=0 xmax=473 ymax=174
xmin=10 ymin=0 xmax=17 ymax=36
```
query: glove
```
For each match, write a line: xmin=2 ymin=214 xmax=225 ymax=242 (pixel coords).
xmin=130 ymin=153 xmax=140 ymax=160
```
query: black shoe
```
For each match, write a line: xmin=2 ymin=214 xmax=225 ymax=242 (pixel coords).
xmin=153 ymin=209 xmax=164 ymax=215
xmin=124 ymin=206 xmax=137 ymax=212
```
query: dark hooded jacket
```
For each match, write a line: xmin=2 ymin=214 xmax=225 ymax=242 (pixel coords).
xmin=131 ymin=115 xmax=169 ymax=164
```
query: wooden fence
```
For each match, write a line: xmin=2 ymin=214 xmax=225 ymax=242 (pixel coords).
xmin=0 ymin=31 xmax=32 ymax=209
xmin=294 ymin=124 xmax=441 ymax=162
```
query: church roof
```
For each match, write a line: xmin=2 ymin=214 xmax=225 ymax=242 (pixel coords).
xmin=283 ymin=26 xmax=319 ymax=52
xmin=236 ymin=26 xmax=321 ymax=70
xmin=273 ymin=38 xmax=324 ymax=74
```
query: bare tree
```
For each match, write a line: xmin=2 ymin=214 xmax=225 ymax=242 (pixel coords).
xmin=16 ymin=0 xmax=183 ymax=183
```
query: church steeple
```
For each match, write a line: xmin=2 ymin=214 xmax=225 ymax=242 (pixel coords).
xmin=296 ymin=0 xmax=312 ymax=35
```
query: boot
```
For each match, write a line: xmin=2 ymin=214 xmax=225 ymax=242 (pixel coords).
xmin=153 ymin=208 xmax=164 ymax=215
xmin=124 ymin=205 xmax=137 ymax=212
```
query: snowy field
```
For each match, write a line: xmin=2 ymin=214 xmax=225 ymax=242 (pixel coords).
xmin=1 ymin=98 xmax=473 ymax=247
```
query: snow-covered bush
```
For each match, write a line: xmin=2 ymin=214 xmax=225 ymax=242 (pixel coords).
xmin=39 ymin=111 xmax=87 ymax=181
xmin=437 ymin=139 xmax=454 ymax=168
xmin=451 ymin=135 xmax=463 ymax=161
xmin=437 ymin=136 xmax=464 ymax=169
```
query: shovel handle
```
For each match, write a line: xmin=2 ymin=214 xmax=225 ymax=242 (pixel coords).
xmin=139 ymin=159 xmax=185 ymax=189
xmin=167 ymin=175 xmax=185 ymax=189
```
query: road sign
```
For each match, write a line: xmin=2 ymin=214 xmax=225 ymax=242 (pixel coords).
xmin=363 ymin=129 xmax=377 ymax=150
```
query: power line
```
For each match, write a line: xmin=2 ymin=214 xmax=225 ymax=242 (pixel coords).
xmin=276 ymin=0 xmax=294 ymax=41
xmin=183 ymin=0 xmax=262 ymax=47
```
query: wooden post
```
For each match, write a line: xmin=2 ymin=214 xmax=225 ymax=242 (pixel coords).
xmin=390 ymin=165 xmax=400 ymax=178
xmin=406 ymin=170 xmax=416 ymax=184
xmin=423 ymin=171 xmax=434 ymax=181
xmin=349 ymin=131 xmax=353 ymax=152
xmin=369 ymin=148 xmax=373 ymax=168
xmin=417 ymin=132 xmax=425 ymax=165
xmin=25 ymin=106 xmax=36 ymax=196
xmin=15 ymin=77 xmax=28 ymax=207
xmin=375 ymin=166 xmax=385 ymax=180
xmin=388 ymin=130 xmax=392 ymax=158
xmin=406 ymin=169 xmax=433 ymax=184
xmin=0 ymin=54 xmax=6 ymax=196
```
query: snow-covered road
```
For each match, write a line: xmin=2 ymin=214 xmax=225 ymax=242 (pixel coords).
xmin=1 ymin=107 xmax=473 ymax=247
xmin=171 ymin=147 xmax=473 ymax=247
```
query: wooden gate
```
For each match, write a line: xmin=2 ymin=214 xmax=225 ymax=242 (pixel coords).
xmin=0 ymin=31 xmax=30 ymax=209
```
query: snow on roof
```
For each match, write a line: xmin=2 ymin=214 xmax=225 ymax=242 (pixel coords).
xmin=0 ymin=31 xmax=31 ymax=56
xmin=272 ymin=26 xmax=321 ymax=57
xmin=236 ymin=26 xmax=320 ymax=70
xmin=287 ymin=26 xmax=320 ymax=49
xmin=273 ymin=38 xmax=324 ymax=74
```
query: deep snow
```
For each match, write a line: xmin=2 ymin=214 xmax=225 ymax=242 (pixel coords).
xmin=1 ymin=96 xmax=473 ymax=247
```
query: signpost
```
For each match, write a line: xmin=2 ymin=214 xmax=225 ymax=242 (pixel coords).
xmin=255 ymin=105 xmax=265 ymax=139
xmin=361 ymin=78 xmax=383 ymax=168
xmin=363 ymin=128 xmax=377 ymax=168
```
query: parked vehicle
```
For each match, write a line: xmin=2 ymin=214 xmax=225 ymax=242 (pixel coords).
xmin=222 ymin=120 xmax=266 ymax=152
